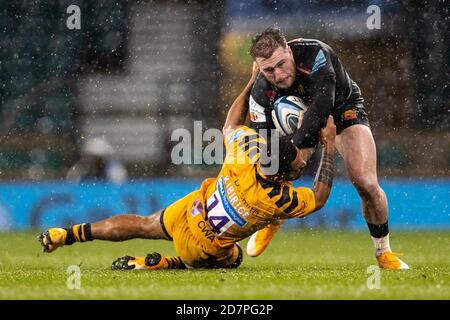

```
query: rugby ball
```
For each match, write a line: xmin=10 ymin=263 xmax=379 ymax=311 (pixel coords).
xmin=271 ymin=96 xmax=308 ymax=136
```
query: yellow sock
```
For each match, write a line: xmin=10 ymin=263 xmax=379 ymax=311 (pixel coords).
xmin=66 ymin=223 xmax=93 ymax=244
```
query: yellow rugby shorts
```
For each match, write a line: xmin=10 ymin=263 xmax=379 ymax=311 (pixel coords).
xmin=161 ymin=187 xmax=242 ymax=269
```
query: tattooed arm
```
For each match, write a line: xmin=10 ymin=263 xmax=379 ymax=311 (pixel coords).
xmin=312 ymin=116 xmax=336 ymax=211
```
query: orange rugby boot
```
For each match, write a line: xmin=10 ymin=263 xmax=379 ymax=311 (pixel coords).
xmin=111 ymin=252 xmax=185 ymax=270
xmin=376 ymin=252 xmax=409 ymax=270
xmin=246 ymin=220 xmax=284 ymax=257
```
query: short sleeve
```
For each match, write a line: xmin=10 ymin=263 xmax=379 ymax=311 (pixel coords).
xmin=285 ymin=186 xmax=316 ymax=218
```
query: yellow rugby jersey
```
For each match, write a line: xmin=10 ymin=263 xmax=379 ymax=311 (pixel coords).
xmin=201 ymin=125 xmax=316 ymax=243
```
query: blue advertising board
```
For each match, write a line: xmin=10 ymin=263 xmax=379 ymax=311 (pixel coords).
xmin=0 ymin=178 xmax=448 ymax=230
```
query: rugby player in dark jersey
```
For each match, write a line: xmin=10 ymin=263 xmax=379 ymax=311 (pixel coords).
xmin=246 ymin=27 xmax=408 ymax=269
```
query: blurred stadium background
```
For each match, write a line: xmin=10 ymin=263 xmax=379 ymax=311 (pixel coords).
xmin=0 ymin=0 xmax=448 ymax=231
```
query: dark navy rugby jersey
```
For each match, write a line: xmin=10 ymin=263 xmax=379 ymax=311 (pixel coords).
xmin=249 ymin=38 xmax=363 ymax=148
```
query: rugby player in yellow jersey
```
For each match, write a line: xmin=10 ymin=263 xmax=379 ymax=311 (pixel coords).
xmin=38 ymin=65 xmax=336 ymax=270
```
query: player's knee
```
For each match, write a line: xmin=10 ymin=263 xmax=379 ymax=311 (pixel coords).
xmin=352 ymin=176 xmax=381 ymax=198
xmin=138 ymin=215 xmax=160 ymax=238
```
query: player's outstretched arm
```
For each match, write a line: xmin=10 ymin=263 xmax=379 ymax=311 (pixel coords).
xmin=223 ymin=62 xmax=260 ymax=134
xmin=312 ymin=116 xmax=336 ymax=211
xmin=292 ymin=69 xmax=336 ymax=148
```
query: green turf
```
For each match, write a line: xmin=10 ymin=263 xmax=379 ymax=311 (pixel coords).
xmin=0 ymin=230 xmax=448 ymax=299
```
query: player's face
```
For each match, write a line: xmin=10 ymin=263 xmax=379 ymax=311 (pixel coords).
xmin=256 ymin=46 xmax=296 ymax=89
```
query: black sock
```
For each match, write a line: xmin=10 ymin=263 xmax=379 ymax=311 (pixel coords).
xmin=64 ymin=223 xmax=93 ymax=245
xmin=165 ymin=256 xmax=187 ymax=269
xmin=84 ymin=223 xmax=93 ymax=241
xmin=367 ymin=222 xmax=389 ymax=238
xmin=65 ymin=227 xmax=76 ymax=245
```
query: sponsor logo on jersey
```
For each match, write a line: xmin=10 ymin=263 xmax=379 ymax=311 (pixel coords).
xmin=265 ymin=90 xmax=277 ymax=99
xmin=190 ymin=199 xmax=204 ymax=217
xmin=197 ymin=220 xmax=216 ymax=243
xmin=311 ymin=49 xmax=326 ymax=74
xmin=218 ymin=176 xmax=248 ymax=227
xmin=344 ymin=109 xmax=358 ymax=120
xmin=249 ymin=96 xmax=266 ymax=123
xmin=250 ymin=111 xmax=262 ymax=122
xmin=299 ymin=42 xmax=320 ymax=46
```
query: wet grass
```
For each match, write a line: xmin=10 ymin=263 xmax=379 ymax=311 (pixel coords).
xmin=0 ymin=230 xmax=448 ymax=299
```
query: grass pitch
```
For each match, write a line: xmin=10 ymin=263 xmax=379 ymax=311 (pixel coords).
xmin=0 ymin=230 xmax=448 ymax=299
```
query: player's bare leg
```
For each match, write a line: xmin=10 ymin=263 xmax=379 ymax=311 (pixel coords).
xmin=336 ymin=124 xmax=408 ymax=269
xmin=335 ymin=125 xmax=386 ymax=224
xmin=90 ymin=211 xmax=168 ymax=241
xmin=38 ymin=210 xmax=186 ymax=270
